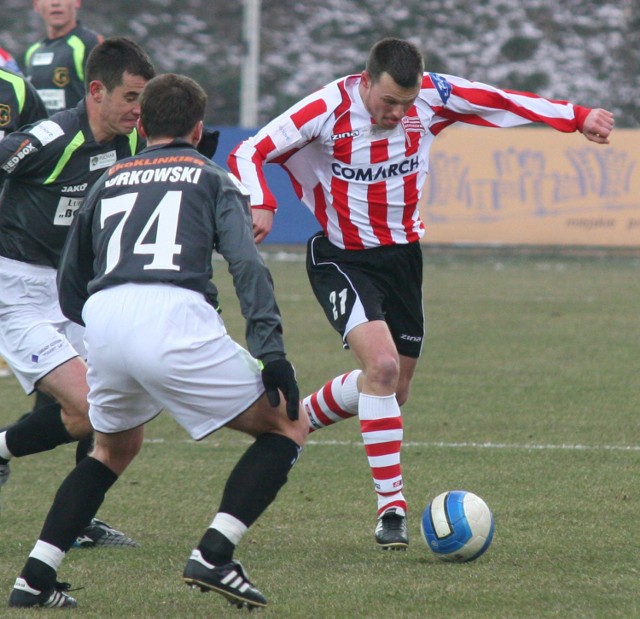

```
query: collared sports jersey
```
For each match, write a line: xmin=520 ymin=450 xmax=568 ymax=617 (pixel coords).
xmin=0 ymin=99 xmax=141 ymax=268
xmin=228 ymin=72 xmax=591 ymax=250
xmin=25 ymin=21 xmax=102 ymax=114
xmin=0 ymin=67 xmax=48 ymax=141
xmin=58 ymin=140 xmax=286 ymax=362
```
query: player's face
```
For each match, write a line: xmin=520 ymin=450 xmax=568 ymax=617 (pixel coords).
xmin=33 ymin=0 xmax=80 ymax=34
xmin=360 ymin=71 xmax=421 ymax=130
xmin=93 ymin=72 xmax=148 ymax=142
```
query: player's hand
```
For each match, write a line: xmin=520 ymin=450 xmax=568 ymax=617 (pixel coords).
xmin=261 ymin=358 xmax=300 ymax=420
xmin=251 ymin=208 xmax=275 ymax=244
xmin=582 ymin=108 xmax=614 ymax=144
xmin=197 ymin=129 xmax=220 ymax=158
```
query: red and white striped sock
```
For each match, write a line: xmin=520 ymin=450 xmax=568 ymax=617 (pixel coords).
xmin=359 ymin=393 xmax=406 ymax=516
xmin=302 ymin=370 xmax=361 ymax=432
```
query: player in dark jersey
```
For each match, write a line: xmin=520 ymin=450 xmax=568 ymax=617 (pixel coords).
xmin=8 ymin=72 xmax=308 ymax=611
xmin=0 ymin=62 xmax=48 ymax=381
xmin=0 ymin=37 xmax=156 ymax=549
xmin=23 ymin=1 xmax=104 ymax=421
xmin=0 ymin=65 xmax=48 ymax=140
xmin=25 ymin=0 xmax=103 ymax=115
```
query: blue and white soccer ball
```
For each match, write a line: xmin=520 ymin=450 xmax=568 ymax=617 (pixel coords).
xmin=421 ymin=490 xmax=494 ymax=562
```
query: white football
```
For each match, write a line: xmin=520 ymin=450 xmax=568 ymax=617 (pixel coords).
xmin=420 ymin=490 xmax=494 ymax=562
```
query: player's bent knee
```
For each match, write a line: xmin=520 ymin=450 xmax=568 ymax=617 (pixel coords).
xmin=366 ymin=355 xmax=400 ymax=386
xmin=60 ymin=410 xmax=93 ymax=439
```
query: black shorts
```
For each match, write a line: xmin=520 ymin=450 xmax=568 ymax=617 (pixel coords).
xmin=306 ymin=233 xmax=424 ymax=358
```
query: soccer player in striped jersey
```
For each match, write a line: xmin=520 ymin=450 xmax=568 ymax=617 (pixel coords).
xmin=228 ymin=37 xmax=615 ymax=550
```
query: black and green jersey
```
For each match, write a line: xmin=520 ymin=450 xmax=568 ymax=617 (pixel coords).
xmin=0 ymin=67 xmax=48 ymax=139
xmin=0 ymin=99 xmax=142 ymax=268
xmin=58 ymin=140 xmax=286 ymax=362
xmin=24 ymin=22 xmax=101 ymax=114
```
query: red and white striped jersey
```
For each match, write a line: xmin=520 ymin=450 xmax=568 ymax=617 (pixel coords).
xmin=228 ymin=72 xmax=590 ymax=250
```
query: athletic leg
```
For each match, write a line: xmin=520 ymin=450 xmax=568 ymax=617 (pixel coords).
xmin=9 ymin=428 xmax=142 ymax=608
xmin=183 ymin=388 xmax=307 ymax=608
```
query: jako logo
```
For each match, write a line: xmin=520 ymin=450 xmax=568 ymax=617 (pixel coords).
xmin=61 ymin=183 xmax=88 ymax=193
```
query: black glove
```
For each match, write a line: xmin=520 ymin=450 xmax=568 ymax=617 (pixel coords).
xmin=197 ymin=129 xmax=220 ymax=159
xmin=261 ymin=358 xmax=300 ymax=421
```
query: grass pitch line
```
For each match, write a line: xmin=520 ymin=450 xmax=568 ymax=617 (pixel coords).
xmin=144 ymin=437 xmax=640 ymax=452
xmin=309 ymin=439 xmax=640 ymax=452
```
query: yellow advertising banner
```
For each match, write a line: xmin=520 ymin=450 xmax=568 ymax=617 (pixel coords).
xmin=420 ymin=127 xmax=639 ymax=246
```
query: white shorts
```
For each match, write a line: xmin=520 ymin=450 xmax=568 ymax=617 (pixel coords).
xmin=0 ymin=256 xmax=85 ymax=394
xmin=83 ymin=283 xmax=265 ymax=440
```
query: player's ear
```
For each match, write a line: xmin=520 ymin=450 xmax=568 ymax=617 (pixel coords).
xmin=88 ymin=80 xmax=105 ymax=102
xmin=137 ymin=118 xmax=148 ymax=139
xmin=192 ymin=120 xmax=204 ymax=145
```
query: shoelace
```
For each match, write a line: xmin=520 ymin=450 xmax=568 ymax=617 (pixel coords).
xmin=55 ymin=581 xmax=85 ymax=593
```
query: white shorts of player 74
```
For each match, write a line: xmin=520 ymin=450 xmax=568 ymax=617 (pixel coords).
xmin=83 ymin=283 xmax=265 ymax=440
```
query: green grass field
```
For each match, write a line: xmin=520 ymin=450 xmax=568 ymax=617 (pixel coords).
xmin=1 ymin=247 xmax=639 ymax=618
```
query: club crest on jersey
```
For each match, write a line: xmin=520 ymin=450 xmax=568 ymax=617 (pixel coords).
xmin=429 ymin=73 xmax=452 ymax=104
xmin=0 ymin=104 xmax=10 ymax=127
xmin=53 ymin=67 xmax=70 ymax=88
xmin=401 ymin=116 xmax=424 ymax=133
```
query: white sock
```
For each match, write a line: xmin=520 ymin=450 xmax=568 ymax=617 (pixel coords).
xmin=29 ymin=540 xmax=66 ymax=572
xmin=210 ymin=512 xmax=248 ymax=546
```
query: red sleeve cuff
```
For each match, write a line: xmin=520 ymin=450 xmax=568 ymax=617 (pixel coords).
xmin=573 ymin=105 xmax=591 ymax=132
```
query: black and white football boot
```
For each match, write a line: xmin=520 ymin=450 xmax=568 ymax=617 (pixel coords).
xmin=8 ymin=577 xmax=77 ymax=609
xmin=183 ymin=549 xmax=267 ymax=609
xmin=374 ymin=507 xmax=409 ymax=550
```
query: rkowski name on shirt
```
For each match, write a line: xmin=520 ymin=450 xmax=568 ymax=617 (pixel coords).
xmin=105 ymin=166 xmax=203 ymax=187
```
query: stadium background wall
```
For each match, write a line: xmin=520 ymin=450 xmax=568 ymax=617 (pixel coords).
xmin=211 ymin=127 xmax=639 ymax=247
